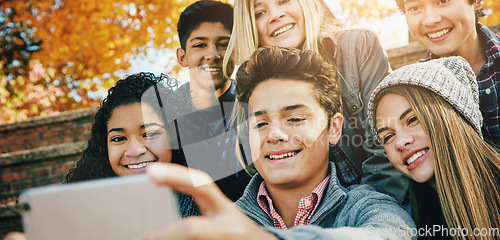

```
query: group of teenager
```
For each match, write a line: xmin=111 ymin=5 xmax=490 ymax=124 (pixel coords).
xmin=5 ymin=0 xmax=500 ymax=239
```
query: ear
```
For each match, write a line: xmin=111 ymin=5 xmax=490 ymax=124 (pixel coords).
xmin=328 ymin=112 xmax=344 ymax=145
xmin=474 ymin=0 xmax=485 ymax=10
xmin=176 ymin=47 xmax=188 ymax=67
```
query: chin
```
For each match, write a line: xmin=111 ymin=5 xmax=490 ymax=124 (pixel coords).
xmin=412 ymin=174 xmax=434 ymax=183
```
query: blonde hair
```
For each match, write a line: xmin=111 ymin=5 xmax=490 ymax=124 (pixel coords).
xmin=223 ymin=0 xmax=340 ymax=77
xmin=376 ymin=86 xmax=500 ymax=240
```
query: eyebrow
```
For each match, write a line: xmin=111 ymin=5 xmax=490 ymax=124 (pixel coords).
xmin=188 ymin=36 xmax=230 ymax=42
xmin=107 ymin=123 xmax=164 ymax=135
xmin=399 ymin=108 xmax=412 ymax=120
xmin=404 ymin=0 xmax=418 ymax=4
xmin=250 ymin=104 xmax=306 ymax=118
xmin=189 ymin=37 xmax=208 ymax=42
xmin=107 ymin=128 xmax=124 ymax=135
xmin=376 ymin=108 xmax=413 ymax=134
xmin=141 ymin=123 xmax=165 ymax=129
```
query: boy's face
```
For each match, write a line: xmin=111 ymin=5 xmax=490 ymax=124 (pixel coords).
xmin=247 ymin=79 xmax=342 ymax=190
xmin=404 ymin=0 xmax=483 ymax=57
xmin=176 ymin=22 xmax=234 ymax=91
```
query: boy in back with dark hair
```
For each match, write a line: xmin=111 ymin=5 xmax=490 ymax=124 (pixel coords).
xmin=173 ymin=0 xmax=250 ymax=202
xmin=395 ymin=0 xmax=499 ymax=144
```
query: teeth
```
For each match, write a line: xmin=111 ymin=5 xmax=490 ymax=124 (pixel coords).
xmin=126 ymin=161 xmax=154 ymax=169
xmin=428 ymin=29 xmax=449 ymax=39
xmin=406 ymin=149 xmax=428 ymax=165
xmin=203 ymin=67 xmax=220 ymax=72
xmin=272 ymin=24 xmax=293 ymax=37
xmin=268 ymin=151 xmax=297 ymax=160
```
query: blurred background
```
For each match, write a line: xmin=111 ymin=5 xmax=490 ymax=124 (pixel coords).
xmin=1 ymin=0 xmax=500 ymax=123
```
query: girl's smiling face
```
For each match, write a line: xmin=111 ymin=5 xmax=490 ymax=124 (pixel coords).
xmin=254 ymin=0 xmax=306 ymax=48
xmin=107 ymin=103 xmax=172 ymax=176
xmin=375 ymin=93 xmax=435 ymax=183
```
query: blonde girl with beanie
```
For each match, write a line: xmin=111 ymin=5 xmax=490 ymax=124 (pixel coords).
xmin=368 ymin=56 xmax=500 ymax=240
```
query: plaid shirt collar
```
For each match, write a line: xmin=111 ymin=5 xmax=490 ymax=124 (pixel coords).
xmin=256 ymin=175 xmax=330 ymax=230
xmin=478 ymin=23 xmax=500 ymax=66
xmin=423 ymin=22 xmax=500 ymax=144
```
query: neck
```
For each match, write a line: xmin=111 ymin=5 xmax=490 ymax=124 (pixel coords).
xmin=459 ymin=45 xmax=486 ymax=75
xmin=449 ymin=28 xmax=486 ymax=75
xmin=429 ymin=177 xmax=437 ymax=192
xmin=190 ymin=80 xmax=231 ymax=110
xmin=265 ymin=165 xmax=329 ymax=228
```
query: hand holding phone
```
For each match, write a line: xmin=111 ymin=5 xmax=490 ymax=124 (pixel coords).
xmin=19 ymin=174 xmax=179 ymax=240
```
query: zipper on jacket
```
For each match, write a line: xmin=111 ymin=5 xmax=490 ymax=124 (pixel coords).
xmin=312 ymin=195 xmax=345 ymax=224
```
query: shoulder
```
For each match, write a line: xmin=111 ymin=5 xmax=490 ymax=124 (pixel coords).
xmin=334 ymin=28 xmax=380 ymax=45
xmin=332 ymin=28 xmax=384 ymax=61
xmin=345 ymin=184 xmax=397 ymax=202
xmin=339 ymin=184 xmax=414 ymax=226
xmin=235 ymin=174 xmax=264 ymax=208
xmin=337 ymin=184 xmax=405 ymax=216
xmin=175 ymin=82 xmax=190 ymax=95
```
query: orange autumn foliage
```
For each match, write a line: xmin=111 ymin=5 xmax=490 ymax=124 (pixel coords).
xmin=0 ymin=0 xmax=498 ymax=124
xmin=483 ymin=0 xmax=500 ymax=26
xmin=1 ymin=0 xmax=204 ymax=123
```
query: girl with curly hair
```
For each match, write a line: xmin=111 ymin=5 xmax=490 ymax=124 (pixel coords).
xmin=64 ymin=72 xmax=200 ymax=218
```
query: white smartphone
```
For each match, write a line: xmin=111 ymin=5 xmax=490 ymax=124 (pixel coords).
xmin=18 ymin=174 xmax=179 ymax=240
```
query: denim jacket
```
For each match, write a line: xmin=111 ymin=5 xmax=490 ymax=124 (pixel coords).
xmin=323 ymin=29 xmax=409 ymax=204
xmin=235 ymin=162 xmax=416 ymax=240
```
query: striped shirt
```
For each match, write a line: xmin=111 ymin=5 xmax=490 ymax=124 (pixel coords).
xmin=423 ymin=23 xmax=500 ymax=144
xmin=256 ymin=176 xmax=330 ymax=229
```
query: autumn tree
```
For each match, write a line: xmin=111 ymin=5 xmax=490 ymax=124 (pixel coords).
xmin=0 ymin=0 xmax=199 ymax=123
xmin=1 ymin=0 xmax=499 ymax=123
xmin=483 ymin=0 xmax=500 ymax=26
xmin=337 ymin=0 xmax=399 ymax=25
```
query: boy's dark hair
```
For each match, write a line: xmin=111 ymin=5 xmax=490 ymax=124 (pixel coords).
xmin=395 ymin=0 xmax=485 ymax=19
xmin=235 ymin=46 xmax=342 ymax=121
xmin=64 ymin=72 xmax=185 ymax=183
xmin=177 ymin=0 xmax=233 ymax=50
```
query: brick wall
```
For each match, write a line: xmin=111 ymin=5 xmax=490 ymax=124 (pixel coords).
xmin=0 ymin=108 xmax=96 ymax=236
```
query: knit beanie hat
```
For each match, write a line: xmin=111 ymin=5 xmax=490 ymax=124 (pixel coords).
xmin=367 ymin=56 xmax=482 ymax=142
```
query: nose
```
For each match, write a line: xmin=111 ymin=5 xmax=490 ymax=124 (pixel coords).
xmin=421 ymin=7 xmax=442 ymax=26
xmin=394 ymin=133 xmax=414 ymax=152
xmin=204 ymin=44 xmax=222 ymax=61
xmin=268 ymin=6 xmax=285 ymax=24
xmin=265 ymin=121 xmax=289 ymax=144
xmin=125 ymin=138 xmax=147 ymax=157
